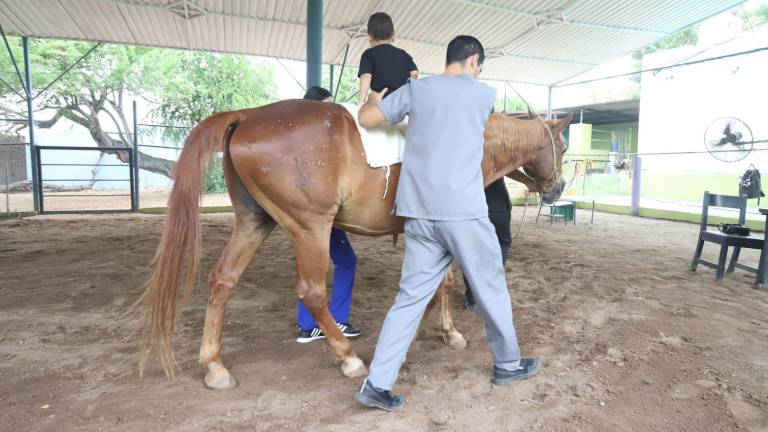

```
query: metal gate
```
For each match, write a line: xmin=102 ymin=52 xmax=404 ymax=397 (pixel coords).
xmin=34 ymin=145 xmax=138 ymax=214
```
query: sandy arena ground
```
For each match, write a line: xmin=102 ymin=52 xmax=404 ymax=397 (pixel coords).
xmin=1 ymin=209 xmax=767 ymax=431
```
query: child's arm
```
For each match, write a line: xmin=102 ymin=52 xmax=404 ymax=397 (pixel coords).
xmin=359 ymin=73 xmax=372 ymax=105
xmin=408 ymin=54 xmax=419 ymax=80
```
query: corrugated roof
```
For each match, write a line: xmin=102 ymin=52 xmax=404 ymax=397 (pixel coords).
xmin=0 ymin=0 xmax=746 ymax=85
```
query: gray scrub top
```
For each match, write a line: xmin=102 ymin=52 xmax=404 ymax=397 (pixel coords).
xmin=378 ymin=74 xmax=496 ymax=221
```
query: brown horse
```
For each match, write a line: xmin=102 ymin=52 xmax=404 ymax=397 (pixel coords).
xmin=139 ymin=99 xmax=571 ymax=389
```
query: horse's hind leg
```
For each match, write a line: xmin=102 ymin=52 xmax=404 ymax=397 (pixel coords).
xmin=292 ymin=229 xmax=367 ymax=378
xmin=419 ymin=263 xmax=467 ymax=349
xmin=438 ymin=264 xmax=467 ymax=349
xmin=199 ymin=209 xmax=275 ymax=390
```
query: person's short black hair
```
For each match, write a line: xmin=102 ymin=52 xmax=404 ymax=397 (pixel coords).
xmin=367 ymin=12 xmax=394 ymax=40
xmin=446 ymin=35 xmax=485 ymax=66
xmin=303 ymin=86 xmax=332 ymax=101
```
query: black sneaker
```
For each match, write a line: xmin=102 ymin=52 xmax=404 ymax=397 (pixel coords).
xmin=338 ymin=322 xmax=361 ymax=338
xmin=353 ymin=379 xmax=405 ymax=412
xmin=492 ymin=357 xmax=541 ymax=385
xmin=296 ymin=326 xmax=325 ymax=344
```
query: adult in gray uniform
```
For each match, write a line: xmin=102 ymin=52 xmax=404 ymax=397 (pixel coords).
xmin=354 ymin=35 xmax=540 ymax=412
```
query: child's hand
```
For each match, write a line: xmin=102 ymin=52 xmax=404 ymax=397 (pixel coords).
xmin=366 ymin=88 xmax=388 ymax=104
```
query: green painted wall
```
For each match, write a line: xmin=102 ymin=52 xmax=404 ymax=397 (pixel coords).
xmin=563 ymin=171 xmax=760 ymax=209
xmin=565 ymin=121 xmax=638 ymax=157
xmin=589 ymin=122 xmax=638 ymax=153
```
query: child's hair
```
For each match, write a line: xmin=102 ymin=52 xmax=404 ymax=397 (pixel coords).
xmin=303 ymin=86 xmax=332 ymax=101
xmin=446 ymin=35 xmax=485 ymax=66
xmin=367 ymin=12 xmax=394 ymax=40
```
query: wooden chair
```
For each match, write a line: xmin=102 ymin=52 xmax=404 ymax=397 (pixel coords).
xmin=690 ymin=191 xmax=766 ymax=282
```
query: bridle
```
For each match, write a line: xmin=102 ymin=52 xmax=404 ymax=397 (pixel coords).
xmin=503 ymin=84 xmax=563 ymax=193
xmin=517 ymin=115 xmax=561 ymax=193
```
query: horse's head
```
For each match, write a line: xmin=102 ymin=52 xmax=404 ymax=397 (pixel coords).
xmin=521 ymin=110 xmax=572 ymax=205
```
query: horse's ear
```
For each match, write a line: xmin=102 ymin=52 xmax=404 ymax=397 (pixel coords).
xmin=527 ymin=107 xmax=536 ymax=120
xmin=554 ymin=112 xmax=573 ymax=133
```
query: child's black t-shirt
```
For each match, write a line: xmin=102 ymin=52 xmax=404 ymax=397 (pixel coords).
xmin=358 ymin=44 xmax=418 ymax=97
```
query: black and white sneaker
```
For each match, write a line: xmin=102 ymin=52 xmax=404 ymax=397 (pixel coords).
xmin=337 ymin=322 xmax=361 ymax=338
xmin=296 ymin=326 xmax=325 ymax=344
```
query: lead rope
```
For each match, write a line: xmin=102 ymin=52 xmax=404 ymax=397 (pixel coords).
xmin=511 ymin=189 xmax=529 ymax=240
xmin=382 ymin=165 xmax=391 ymax=199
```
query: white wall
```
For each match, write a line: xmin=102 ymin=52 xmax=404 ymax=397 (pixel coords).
xmin=637 ymin=21 xmax=768 ymax=174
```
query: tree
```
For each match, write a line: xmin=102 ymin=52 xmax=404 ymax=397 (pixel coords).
xmin=0 ymin=38 xmax=276 ymax=184
xmin=323 ymin=64 xmax=359 ymax=104
xmin=495 ymin=96 xmax=527 ymax=113
xmin=737 ymin=3 xmax=768 ymax=28
xmin=631 ymin=27 xmax=699 ymax=61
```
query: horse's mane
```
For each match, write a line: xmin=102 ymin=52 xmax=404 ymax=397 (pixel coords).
xmin=483 ymin=114 xmax=549 ymax=176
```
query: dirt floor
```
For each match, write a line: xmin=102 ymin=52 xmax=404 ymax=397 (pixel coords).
xmin=1 ymin=209 xmax=768 ymax=431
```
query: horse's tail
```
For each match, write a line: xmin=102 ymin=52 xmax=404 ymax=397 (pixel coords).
xmin=139 ymin=111 xmax=242 ymax=378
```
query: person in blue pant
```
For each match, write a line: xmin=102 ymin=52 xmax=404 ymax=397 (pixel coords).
xmin=296 ymin=86 xmax=361 ymax=343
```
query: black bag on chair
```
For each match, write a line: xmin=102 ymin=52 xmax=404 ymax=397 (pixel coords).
xmin=739 ymin=166 xmax=764 ymax=203
xmin=718 ymin=223 xmax=751 ymax=236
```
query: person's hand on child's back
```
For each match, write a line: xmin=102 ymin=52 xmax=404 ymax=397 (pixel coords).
xmin=366 ymin=88 xmax=388 ymax=105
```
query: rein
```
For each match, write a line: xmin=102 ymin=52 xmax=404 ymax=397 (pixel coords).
xmin=504 ymin=85 xmax=560 ymax=192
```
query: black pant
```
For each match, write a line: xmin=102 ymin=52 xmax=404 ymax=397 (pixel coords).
xmin=464 ymin=210 xmax=512 ymax=305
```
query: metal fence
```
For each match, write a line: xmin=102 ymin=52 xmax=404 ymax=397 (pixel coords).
xmin=0 ymin=127 xmax=33 ymax=215
xmin=33 ymin=145 xmax=136 ymax=214
xmin=134 ymin=116 xmax=191 ymax=209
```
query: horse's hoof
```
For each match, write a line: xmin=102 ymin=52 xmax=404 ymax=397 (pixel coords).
xmin=205 ymin=370 xmax=238 ymax=390
xmin=341 ymin=357 xmax=367 ymax=378
xmin=444 ymin=331 xmax=467 ymax=349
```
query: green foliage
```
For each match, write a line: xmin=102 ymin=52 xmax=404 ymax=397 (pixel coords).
xmin=0 ymin=36 xmax=277 ymax=190
xmin=149 ymin=52 xmax=276 ymax=193
xmin=494 ymin=96 xmax=527 ymax=113
xmin=152 ymin=51 xmax=276 ymax=129
xmin=323 ymin=64 xmax=359 ymax=104
xmin=204 ymin=157 xmax=227 ymax=193
xmin=628 ymin=27 xmax=699 ymax=84
xmin=737 ymin=3 xmax=768 ymax=28
xmin=632 ymin=27 xmax=699 ymax=61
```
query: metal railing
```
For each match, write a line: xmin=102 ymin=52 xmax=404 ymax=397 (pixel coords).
xmin=34 ymin=145 xmax=136 ymax=214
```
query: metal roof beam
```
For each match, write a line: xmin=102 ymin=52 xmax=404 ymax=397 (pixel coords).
xmin=486 ymin=50 xmax=597 ymax=67
xmin=448 ymin=0 xmax=670 ymax=35
xmin=84 ymin=1 xmax=602 ymax=68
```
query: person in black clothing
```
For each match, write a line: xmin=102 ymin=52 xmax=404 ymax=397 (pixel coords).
xmin=464 ymin=178 xmax=513 ymax=310
xmin=304 ymin=85 xmax=333 ymax=102
xmin=358 ymin=12 xmax=418 ymax=105
xmin=293 ymin=86 xmax=362 ymax=343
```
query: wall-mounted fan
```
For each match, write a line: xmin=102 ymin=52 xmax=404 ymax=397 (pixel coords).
xmin=704 ymin=117 xmax=754 ymax=162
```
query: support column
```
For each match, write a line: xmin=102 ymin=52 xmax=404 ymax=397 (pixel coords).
xmin=546 ymin=85 xmax=553 ymax=120
xmin=631 ymin=156 xmax=642 ymax=216
xmin=306 ymin=0 xmax=323 ymax=89
xmin=23 ymin=37 xmax=40 ymax=212
xmin=132 ymin=101 xmax=140 ymax=211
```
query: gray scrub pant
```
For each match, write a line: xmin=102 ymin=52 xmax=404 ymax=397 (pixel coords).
xmin=367 ymin=217 xmax=522 ymax=390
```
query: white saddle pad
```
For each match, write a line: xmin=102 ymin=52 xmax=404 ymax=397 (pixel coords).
xmin=341 ymin=103 xmax=406 ymax=168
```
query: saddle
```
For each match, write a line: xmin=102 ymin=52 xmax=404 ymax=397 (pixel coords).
xmin=340 ymin=103 xmax=406 ymax=168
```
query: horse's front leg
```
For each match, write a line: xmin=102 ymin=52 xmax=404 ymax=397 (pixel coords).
xmin=438 ymin=263 xmax=467 ymax=349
